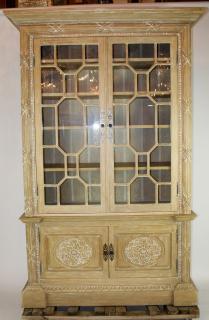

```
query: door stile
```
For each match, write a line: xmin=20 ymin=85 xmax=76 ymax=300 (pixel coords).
xmin=106 ymin=38 xmax=115 ymax=213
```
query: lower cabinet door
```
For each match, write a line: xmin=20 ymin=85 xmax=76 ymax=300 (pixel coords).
xmin=40 ymin=224 xmax=109 ymax=279
xmin=109 ymin=223 xmax=177 ymax=279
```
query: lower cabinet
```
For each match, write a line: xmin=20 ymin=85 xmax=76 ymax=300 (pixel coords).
xmin=39 ymin=219 xmax=177 ymax=281
xmin=40 ymin=224 xmax=109 ymax=279
xmin=109 ymin=224 xmax=177 ymax=279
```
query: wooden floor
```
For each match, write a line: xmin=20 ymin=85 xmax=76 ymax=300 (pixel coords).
xmin=22 ymin=305 xmax=199 ymax=319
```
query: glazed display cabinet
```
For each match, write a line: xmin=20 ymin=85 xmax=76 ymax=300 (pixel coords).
xmin=4 ymin=4 xmax=206 ymax=308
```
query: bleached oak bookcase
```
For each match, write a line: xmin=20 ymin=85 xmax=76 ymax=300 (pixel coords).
xmin=4 ymin=4 xmax=207 ymax=309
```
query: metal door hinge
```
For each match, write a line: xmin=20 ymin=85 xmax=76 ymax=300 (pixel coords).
xmin=33 ymin=55 xmax=35 ymax=67
xmin=176 ymin=258 xmax=178 ymax=273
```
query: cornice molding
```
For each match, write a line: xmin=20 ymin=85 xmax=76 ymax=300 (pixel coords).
xmin=4 ymin=5 xmax=207 ymax=29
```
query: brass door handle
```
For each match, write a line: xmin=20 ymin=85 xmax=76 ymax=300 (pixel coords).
xmin=103 ymin=243 xmax=109 ymax=261
xmin=109 ymin=243 xmax=114 ymax=261
xmin=103 ymin=243 xmax=115 ymax=261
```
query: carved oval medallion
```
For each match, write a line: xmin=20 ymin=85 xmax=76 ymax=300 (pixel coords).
xmin=124 ymin=236 xmax=163 ymax=266
xmin=55 ymin=238 xmax=92 ymax=267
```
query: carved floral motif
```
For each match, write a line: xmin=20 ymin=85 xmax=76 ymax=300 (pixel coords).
xmin=56 ymin=238 xmax=92 ymax=267
xmin=125 ymin=236 xmax=163 ymax=266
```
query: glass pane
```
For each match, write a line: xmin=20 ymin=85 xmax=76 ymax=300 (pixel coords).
xmin=151 ymin=169 xmax=171 ymax=182
xmin=114 ymin=128 xmax=127 ymax=145
xmin=66 ymin=75 xmax=76 ymax=93
xmin=42 ymin=107 xmax=55 ymax=127
xmin=57 ymin=45 xmax=82 ymax=59
xmin=150 ymin=146 xmax=171 ymax=166
xmin=159 ymin=185 xmax=171 ymax=203
xmin=150 ymin=66 xmax=170 ymax=92
xmin=85 ymin=45 xmax=98 ymax=60
xmin=114 ymin=146 xmax=135 ymax=164
xmin=59 ymin=129 xmax=84 ymax=153
xmin=114 ymin=105 xmax=126 ymax=126
xmin=86 ymin=106 xmax=100 ymax=125
xmin=115 ymin=169 xmax=135 ymax=183
xmin=129 ymin=98 xmax=155 ymax=125
xmin=87 ymin=127 xmax=100 ymax=145
xmin=152 ymin=94 xmax=170 ymax=103
xmin=44 ymin=171 xmax=64 ymax=184
xmin=79 ymin=148 xmax=100 ymax=183
xmin=158 ymin=105 xmax=170 ymax=125
xmin=130 ymin=177 xmax=155 ymax=204
xmin=138 ymin=154 xmax=147 ymax=174
xmin=41 ymin=46 xmax=54 ymax=63
xmin=43 ymin=130 xmax=56 ymax=145
xmin=43 ymin=148 xmax=64 ymax=168
xmin=79 ymin=147 xmax=100 ymax=165
xmin=41 ymin=68 xmax=63 ymax=93
xmin=113 ymin=44 xmax=126 ymax=60
xmin=128 ymin=44 xmax=154 ymax=58
xmin=113 ymin=67 xmax=134 ymax=92
xmin=80 ymin=170 xmax=100 ymax=184
xmin=58 ymin=62 xmax=82 ymax=73
xmin=45 ymin=187 xmax=57 ymax=205
xmin=79 ymin=96 xmax=99 ymax=106
xmin=88 ymin=186 xmax=100 ymax=204
xmin=114 ymin=147 xmax=135 ymax=183
xmin=115 ymin=186 xmax=128 ymax=204
xmin=137 ymin=74 xmax=147 ymax=92
xmin=67 ymin=156 xmax=77 ymax=176
xmin=42 ymin=97 xmax=61 ymax=105
xmin=158 ymin=128 xmax=171 ymax=143
xmin=157 ymin=43 xmax=170 ymax=59
xmin=60 ymin=179 xmax=85 ymax=205
xmin=130 ymin=128 xmax=155 ymax=152
xmin=129 ymin=61 xmax=154 ymax=72
xmin=78 ymin=67 xmax=99 ymax=93
xmin=58 ymin=99 xmax=83 ymax=126
xmin=113 ymin=96 xmax=133 ymax=105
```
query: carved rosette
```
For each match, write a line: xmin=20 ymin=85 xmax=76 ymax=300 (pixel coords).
xmin=55 ymin=238 xmax=92 ymax=267
xmin=125 ymin=236 xmax=163 ymax=266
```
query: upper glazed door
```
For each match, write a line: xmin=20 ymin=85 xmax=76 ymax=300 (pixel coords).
xmin=107 ymin=37 xmax=178 ymax=212
xmin=34 ymin=38 xmax=107 ymax=214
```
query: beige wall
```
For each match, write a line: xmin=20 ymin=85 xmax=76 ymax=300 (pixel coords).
xmin=0 ymin=3 xmax=209 ymax=318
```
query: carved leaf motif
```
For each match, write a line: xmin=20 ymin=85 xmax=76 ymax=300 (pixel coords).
xmin=125 ymin=236 xmax=163 ymax=266
xmin=56 ymin=238 xmax=92 ymax=267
